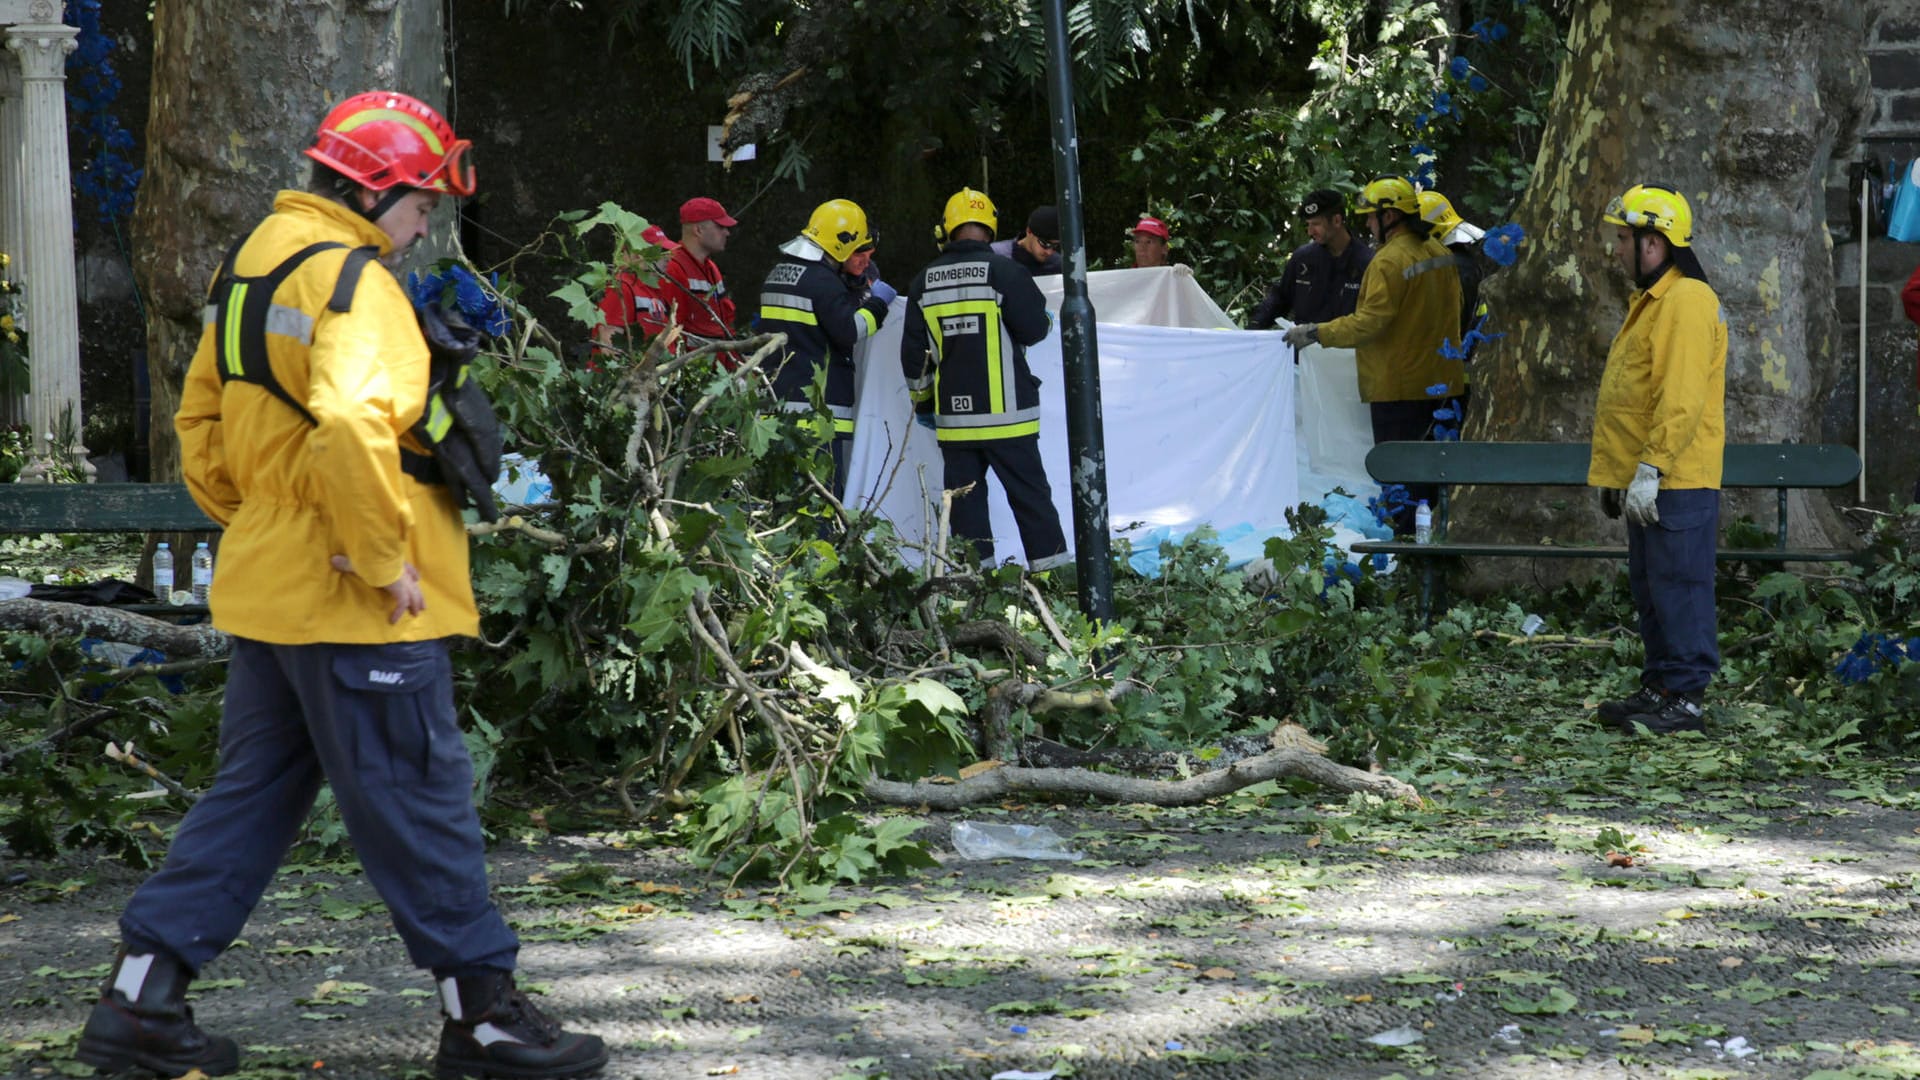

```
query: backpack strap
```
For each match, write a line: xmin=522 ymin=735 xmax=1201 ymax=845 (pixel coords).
xmin=213 ymin=238 xmax=380 ymax=426
xmin=330 ymin=245 xmax=382 ymax=313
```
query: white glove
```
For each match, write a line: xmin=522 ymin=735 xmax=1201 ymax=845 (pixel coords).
xmin=1282 ymin=322 xmax=1319 ymax=349
xmin=1624 ymin=462 xmax=1661 ymax=525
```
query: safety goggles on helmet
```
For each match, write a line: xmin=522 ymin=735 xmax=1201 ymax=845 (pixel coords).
xmin=1354 ymin=176 xmax=1420 ymax=217
xmin=305 ymin=91 xmax=477 ymax=198
xmin=1603 ymin=185 xmax=1692 ymax=247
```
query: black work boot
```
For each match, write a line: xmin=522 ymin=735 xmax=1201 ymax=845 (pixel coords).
xmin=435 ymin=971 xmax=608 ymax=1079
xmin=1619 ymin=691 xmax=1707 ymax=735
xmin=1597 ymin=685 xmax=1666 ymax=727
xmin=76 ymin=949 xmax=239 ymax=1077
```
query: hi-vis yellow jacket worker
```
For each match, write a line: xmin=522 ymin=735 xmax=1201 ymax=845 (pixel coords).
xmin=1587 ymin=265 xmax=1728 ymax=490
xmin=175 ymin=190 xmax=480 ymax=644
xmin=1315 ymin=227 xmax=1466 ymax=402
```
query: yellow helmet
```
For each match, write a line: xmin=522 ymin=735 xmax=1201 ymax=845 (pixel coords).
xmin=1603 ymin=184 xmax=1693 ymax=247
xmin=1354 ymin=176 xmax=1421 ymax=217
xmin=801 ymin=199 xmax=875 ymax=262
xmin=1417 ymin=190 xmax=1464 ymax=234
xmin=940 ymin=187 xmax=998 ymax=242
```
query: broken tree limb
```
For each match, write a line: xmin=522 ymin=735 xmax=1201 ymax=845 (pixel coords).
xmin=0 ymin=599 xmax=231 ymax=658
xmin=865 ymin=745 xmax=1420 ymax=808
xmin=949 ymin=620 xmax=1047 ymax=666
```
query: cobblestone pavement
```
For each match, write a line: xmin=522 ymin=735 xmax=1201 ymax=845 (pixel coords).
xmin=5 ymin=783 xmax=1920 ymax=1080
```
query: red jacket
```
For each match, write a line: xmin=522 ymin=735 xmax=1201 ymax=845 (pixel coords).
xmin=659 ymin=247 xmax=737 ymax=343
xmin=598 ymin=269 xmax=669 ymax=345
xmin=1903 ymin=263 xmax=1920 ymax=396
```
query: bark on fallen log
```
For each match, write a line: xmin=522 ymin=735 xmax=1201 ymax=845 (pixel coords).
xmin=864 ymin=746 xmax=1420 ymax=809
xmin=0 ymin=599 xmax=231 ymax=658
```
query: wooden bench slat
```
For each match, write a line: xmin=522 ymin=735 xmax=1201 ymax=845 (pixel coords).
xmin=1362 ymin=441 xmax=1861 ymax=489
xmin=0 ymin=483 xmax=220 ymax=534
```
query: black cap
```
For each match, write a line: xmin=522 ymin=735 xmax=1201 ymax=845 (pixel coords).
xmin=1299 ymin=189 xmax=1345 ymax=219
xmin=1026 ymin=205 xmax=1060 ymax=242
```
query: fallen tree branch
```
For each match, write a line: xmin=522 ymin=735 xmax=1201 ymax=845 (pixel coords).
xmin=864 ymin=744 xmax=1420 ymax=809
xmin=0 ymin=600 xmax=231 ymax=658
xmin=949 ymin=620 xmax=1047 ymax=666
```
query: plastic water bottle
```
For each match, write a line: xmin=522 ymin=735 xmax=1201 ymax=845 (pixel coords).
xmin=190 ymin=542 xmax=214 ymax=604
xmin=1413 ymin=500 xmax=1433 ymax=545
xmin=151 ymin=542 xmax=176 ymax=603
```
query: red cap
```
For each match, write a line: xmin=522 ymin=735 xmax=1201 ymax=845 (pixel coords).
xmin=1128 ymin=216 xmax=1170 ymax=240
xmin=679 ymin=196 xmax=737 ymax=227
xmin=641 ymin=223 xmax=680 ymax=250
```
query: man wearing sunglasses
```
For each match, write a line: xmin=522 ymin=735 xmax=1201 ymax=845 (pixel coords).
xmin=75 ymin=91 xmax=607 ymax=1080
xmin=991 ymin=204 xmax=1064 ymax=278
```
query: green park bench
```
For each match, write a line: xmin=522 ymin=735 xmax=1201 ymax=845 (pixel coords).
xmin=0 ymin=482 xmax=219 ymax=618
xmin=1349 ymin=441 xmax=1866 ymax=620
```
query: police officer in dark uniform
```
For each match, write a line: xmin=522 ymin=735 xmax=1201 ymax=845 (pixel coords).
xmin=903 ymin=188 xmax=1068 ymax=570
xmin=1249 ymin=188 xmax=1373 ymax=330
xmin=757 ymin=198 xmax=893 ymax=497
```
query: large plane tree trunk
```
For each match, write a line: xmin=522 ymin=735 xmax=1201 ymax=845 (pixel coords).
xmin=133 ymin=0 xmax=448 ymax=486
xmin=1455 ymin=0 xmax=1881 ymax=587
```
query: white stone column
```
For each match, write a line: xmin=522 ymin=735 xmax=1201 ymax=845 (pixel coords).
xmin=5 ymin=21 xmax=88 ymax=479
xmin=0 ymin=51 xmax=28 ymax=426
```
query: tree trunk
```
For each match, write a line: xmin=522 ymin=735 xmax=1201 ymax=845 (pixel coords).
xmin=133 ymin=0 xmax=449 ymax=486
xmin=1457 ymin=0 xmax=1881 ymax=588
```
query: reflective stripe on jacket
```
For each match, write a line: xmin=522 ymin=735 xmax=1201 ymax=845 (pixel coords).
xmin=901 ymin=240 xmax=1052 ymax=443
xmin=1315 ymin=230 xmax=1465 ymax=403
xmin=1588 ymin=267 xmax=1727 ymax=490
xmin=759 ymin=245 xmax=884 ymax=433
xmin=177 ymin=190 xmax=479 ymax=644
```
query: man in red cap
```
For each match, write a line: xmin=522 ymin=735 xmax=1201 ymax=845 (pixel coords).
xmin=660 ymin=196 xmax=739 ymax=358
xmin=595 ymin=223 xmax=679 ymax=351
xmin=1128 ymin=216 xmax=1171 ymax=268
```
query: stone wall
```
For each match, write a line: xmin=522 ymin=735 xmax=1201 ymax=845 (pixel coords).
xmin=1825 ymin=3 xmax=1920 ymax=509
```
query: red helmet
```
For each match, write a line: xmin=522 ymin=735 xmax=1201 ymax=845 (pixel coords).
xmin=303 ymin=91 xmax=475 ymax=197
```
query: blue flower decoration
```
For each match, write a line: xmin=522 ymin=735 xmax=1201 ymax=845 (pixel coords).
xmin=1471 ymin=18 xmax=1510 ymax=41
xmin=1369 ymin=483 xmax=1412 ymax=528
xmin=1431 ymin=91 xmax=1456 ymax=118
xmin=409 ymin=264 xmax=514 ymax=338
xmin=1482 ymin=222 xmax=1527 ymax=267
xmin=1835 ymin=631 xmax=1914 ymax=684
xmin=1425 ymin=383 xmax=1451 ymax=398
xmin=1468 ymin=73 xmax=1489 ymax=93
xmin=1448 ymin=56 xmax=1470 ymax=80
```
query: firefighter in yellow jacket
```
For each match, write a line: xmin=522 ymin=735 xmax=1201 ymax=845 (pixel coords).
xmin=1284 ymin=176 xmax=1463 ymax=531
xmin=1590 ymin=184 xmax=1727 ymax=736
xmin=76 ymin=92 xmax=606 ymax=1080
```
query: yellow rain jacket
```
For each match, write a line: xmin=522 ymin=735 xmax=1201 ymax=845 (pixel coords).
xmin=1315 ymin=230 xmax=1465 ymax=402
xmin=176 ymin=190 xmax=480 ymax=644
xmin=1587 ymin=267 xmax=1727 ymax=490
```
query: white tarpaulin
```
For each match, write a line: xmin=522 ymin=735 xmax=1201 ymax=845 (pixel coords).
xmin=845 ymin=264 xmax=1373 ymax=566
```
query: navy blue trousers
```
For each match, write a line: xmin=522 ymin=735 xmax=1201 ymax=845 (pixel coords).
xmin=1626 ymin=487 xmax=1721 ymax=695
xmin=943 ymin=436 xmax=1068 ymax=569
xmin=120 ymin=638 xmax=518 ymax=977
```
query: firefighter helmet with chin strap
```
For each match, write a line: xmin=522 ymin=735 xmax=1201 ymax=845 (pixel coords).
xmin=801 ymin=199 xmax=875 ymax=263
xmin=1355 ymin=176 xmax=1421 ymax=217
xmin=1604 ymin=184 xmax=1692 ymax=247
xmin=937 ymin=187 xmax=998 ymax=244
xmin=304 ymin=91 xmax=475 ymax=197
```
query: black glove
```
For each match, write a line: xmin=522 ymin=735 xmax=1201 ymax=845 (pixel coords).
xmin=861 ymin=295 xmax=889 ymax=328
xmin=1599 ymin=487 xmax=1623 ymax=520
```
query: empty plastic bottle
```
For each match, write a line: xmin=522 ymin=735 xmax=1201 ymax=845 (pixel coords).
xmin=1413 ymin=500 xmax=1432 ymax=545
xmin=152 ymin=542 xmax=176 ymax=604
xmin=190 ymin=542 xmax=213 ymax=605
